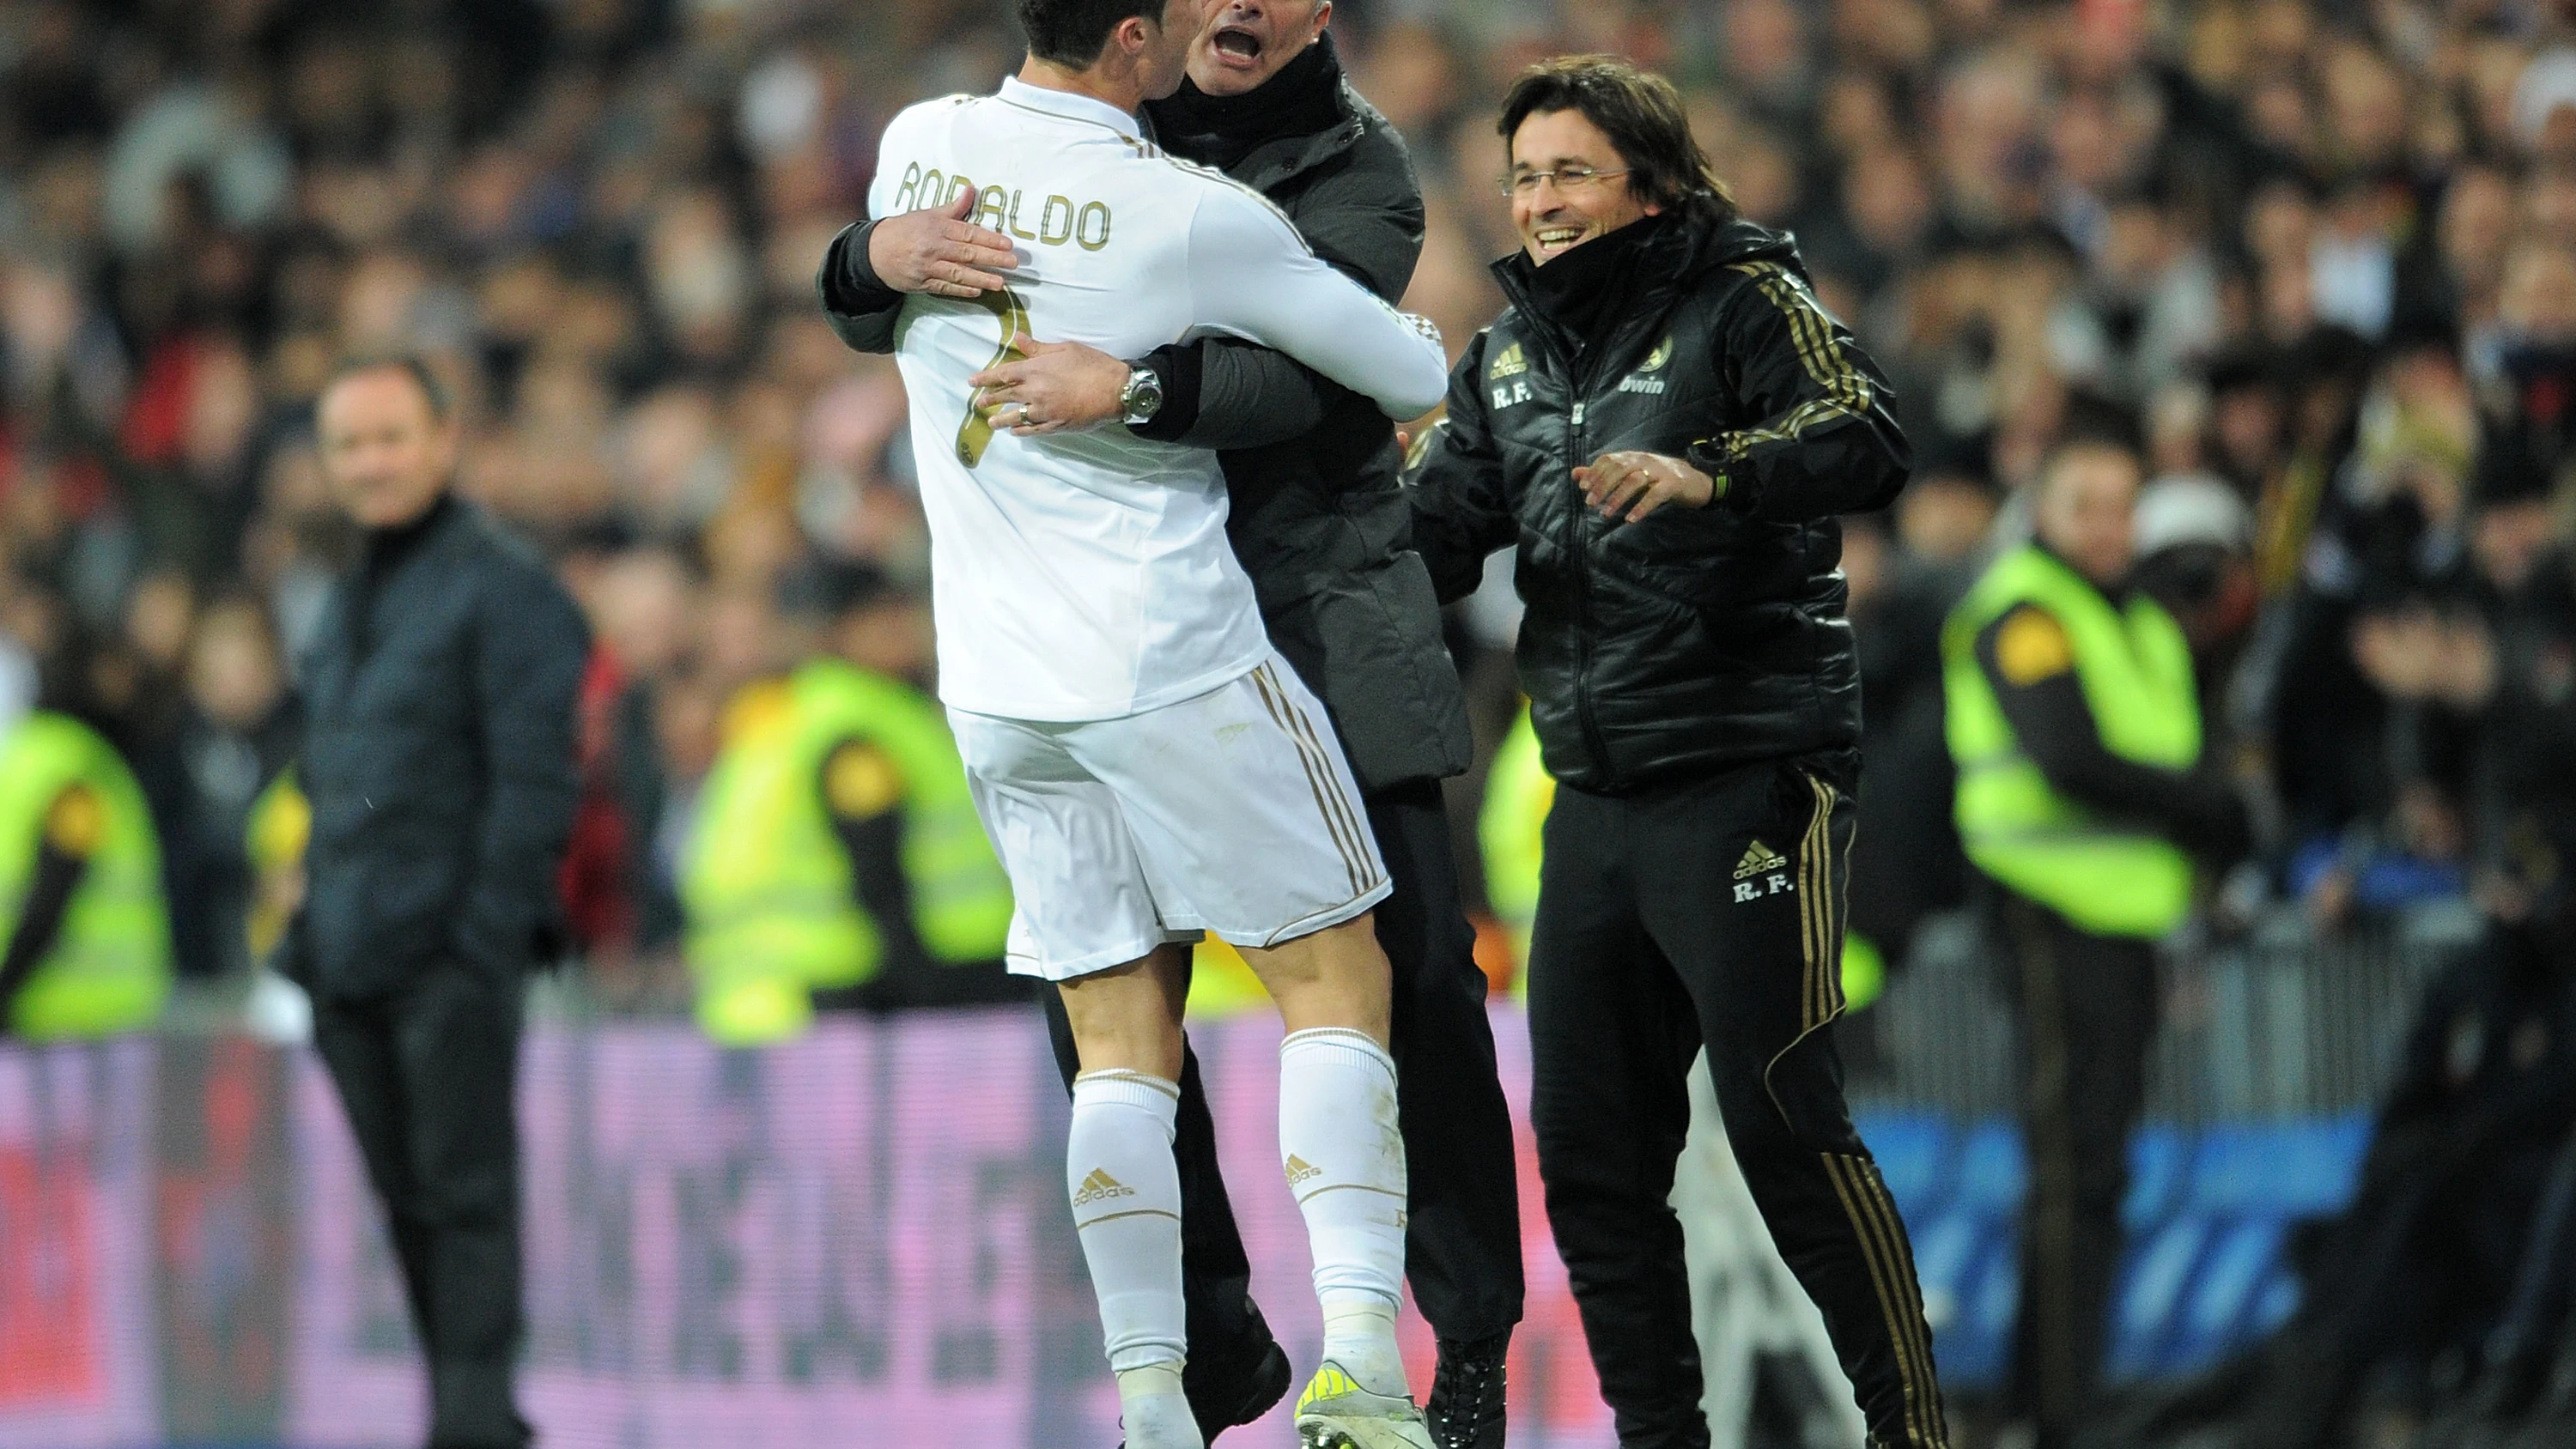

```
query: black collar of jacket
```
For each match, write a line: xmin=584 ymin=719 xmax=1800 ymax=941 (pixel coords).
xmin=361 ymin=489 xmax=463 ymax=583
xmin=1490 ymin=204 xmax=1796 ymax=379
xmin=348 ymin=490 xmax=472 ymax=658
xmin=1143 ymin=32 xmax=1371 ymax=192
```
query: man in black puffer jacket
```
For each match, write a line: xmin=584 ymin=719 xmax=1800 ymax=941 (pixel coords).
xmin=817 ymin=5 xmax=1523 ymax=1446
xmin=1406 ymin=57 xmax=1946 ymax=1449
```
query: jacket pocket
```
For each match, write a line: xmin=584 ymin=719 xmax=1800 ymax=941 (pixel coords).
xmin=355 ymin=822 xmax=468 ymax=946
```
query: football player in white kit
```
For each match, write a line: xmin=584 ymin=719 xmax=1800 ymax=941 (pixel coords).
xmin=841 ymin=2 xmax=1449 ymax=1446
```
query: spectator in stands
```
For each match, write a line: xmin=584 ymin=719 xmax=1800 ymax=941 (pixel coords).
xmin=164 ymin=593 xmax=296 ymax=980
xmin=2233 ymin=805 xmax=2576 ymax=1449
xmin=1941 ymin=436 xmax=2250 ymax=1449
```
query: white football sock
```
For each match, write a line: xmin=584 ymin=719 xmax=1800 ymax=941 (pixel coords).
xmin=1067 ymin=1070 xmax=1187 ymax=1381
xmin=1114 ymin=1363 xmax=1200 ymax=1449
xmin=1279 ymin=1027 xmax=1409 ymax=1397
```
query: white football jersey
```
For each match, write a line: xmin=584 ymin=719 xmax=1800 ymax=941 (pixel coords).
xmin=869 ymin=78 xmax=1448 ymax=722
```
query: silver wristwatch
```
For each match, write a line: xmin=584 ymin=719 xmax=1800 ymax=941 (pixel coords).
xmin=1120 ymin=365 xmax=1165 ymax=427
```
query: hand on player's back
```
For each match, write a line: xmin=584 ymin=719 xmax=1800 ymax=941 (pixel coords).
xmin=969 ymin=335 xmax=1130 ymax=435
xmin=869 ymin=191 xmax=1020 ymax=298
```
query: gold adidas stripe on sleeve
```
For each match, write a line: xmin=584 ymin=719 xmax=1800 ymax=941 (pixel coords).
xmin=1704 ymin=261 xmax=1876 ymax=462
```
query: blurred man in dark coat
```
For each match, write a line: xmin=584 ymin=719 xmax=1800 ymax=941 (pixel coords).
xmin=284 ymin=355 xmax=588 ymax=1449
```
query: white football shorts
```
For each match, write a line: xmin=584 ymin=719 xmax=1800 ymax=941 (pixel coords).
xmin=949 ymin=653 xmax=1392 ymax=981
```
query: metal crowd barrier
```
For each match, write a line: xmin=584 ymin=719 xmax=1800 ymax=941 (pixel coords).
xmin=1856 ymin=902 xmax=2473 ymax=1122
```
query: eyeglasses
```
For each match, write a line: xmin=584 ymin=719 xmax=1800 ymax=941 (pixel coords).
xmin=1498 ymin=166 xmax=1631 ymax=198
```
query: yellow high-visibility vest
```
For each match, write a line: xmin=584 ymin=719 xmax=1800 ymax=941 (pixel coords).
xmin=0 ymin=713 xmax=173 ymax=1038
xmin=683 ymin=659 xmax=1012 ymax=1045
xmin=1941 ymin=544 xmax=2200 ymax=938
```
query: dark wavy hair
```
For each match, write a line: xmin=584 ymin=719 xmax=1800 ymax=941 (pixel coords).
xmin=1015 ymin=0 xmax=1165 ymax=67
xmin=1498 ymin=55 xmax=1737 ymax=221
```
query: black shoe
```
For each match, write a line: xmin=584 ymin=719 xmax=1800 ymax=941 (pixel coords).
xmin=1109 ymin=1294 xmax=1290 ymax=1448
xmin=1425 ymin=1332 xmax=1509 ymax=1449
xmin=1185 ymin=1314 xmax=1291 ymax=1445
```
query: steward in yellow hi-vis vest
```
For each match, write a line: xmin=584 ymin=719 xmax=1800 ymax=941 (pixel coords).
xmin=1938 ymin=440 xmax=2249 ymax=1440
xmin=0 ymin=712 xmax=173 ymax=1039
xmin=682 ymin=563 xmax=1015 ymax=1046
xmin=1944 ymin=542 xmax=2207 ymax=938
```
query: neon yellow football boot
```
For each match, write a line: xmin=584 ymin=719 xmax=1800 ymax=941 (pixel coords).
xmin=1293 ymin=1361 xmax=1437 ymax=1449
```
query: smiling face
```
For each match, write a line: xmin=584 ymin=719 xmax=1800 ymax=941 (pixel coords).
xmin=1509 ymin=107 xmax=1659 ymax=265
xmin=1191 ymin=0 xmax=1330 ymax=96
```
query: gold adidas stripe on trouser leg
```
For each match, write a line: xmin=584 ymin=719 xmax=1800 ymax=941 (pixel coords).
xmin=1820 ymin=1152 xmax=1950 ymax=1448
xmin=1762 ymin=773 xmax=1852 ymax=1124
xmin=1796 ymin=777 xmax=1844 ymax=1034
xmin=1783 ymin=779 xmax=1947 ymax=1446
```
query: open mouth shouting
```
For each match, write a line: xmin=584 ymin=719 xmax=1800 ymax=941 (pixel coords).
xmin=1207 ymin=23 xmax=1265 ymax=71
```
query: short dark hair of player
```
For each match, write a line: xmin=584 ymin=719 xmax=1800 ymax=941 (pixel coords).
xmin=1015 ymin=0 xmax=1167 ymax=68
xmin=1498 ymin=55 xmax=1738 ymax=221
xmin=322 ymin=352 xmax=452 ymax=421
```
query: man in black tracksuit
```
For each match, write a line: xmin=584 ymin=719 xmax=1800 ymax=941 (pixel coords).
xmin=1404 ymin=58 xmax=1946 ymax=1449
xmin=286 ymin=357 xmax=589 ymax=1449
xmin=816 ymin=9 xmax=1523 ymax=1445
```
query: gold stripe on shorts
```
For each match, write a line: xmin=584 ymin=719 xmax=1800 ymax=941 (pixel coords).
xmin=1266 ymin=664 xmax=1382 ymax=890
xmin=1247 ymin=664 xmax=1364 ymax=894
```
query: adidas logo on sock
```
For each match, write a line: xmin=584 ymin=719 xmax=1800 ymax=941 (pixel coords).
xmin=1285 ymin=1155 xmax=1322 ymax=1186
xmin=1072 ymin=1168 xmax=1135 ymax=1207
xmin=1733 ymin=840 xmax=1788 ymax=880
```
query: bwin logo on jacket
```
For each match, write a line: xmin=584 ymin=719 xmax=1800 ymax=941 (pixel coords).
xmin=1619 ymin=335 xmax=1674 ymax=395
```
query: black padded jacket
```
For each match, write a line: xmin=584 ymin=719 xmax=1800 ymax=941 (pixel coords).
xmin=1406 ymin=208 xmax=1909 ymax=795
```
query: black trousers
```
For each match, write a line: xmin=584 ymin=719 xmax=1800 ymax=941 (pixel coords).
xmin=1529 ymin=755 xmax=1947 ymax=1449
xmin=1044 ymin=779 xmax=1526 ymax=1345
xmin=1991 ymin=893 xmax=2155 ymax=1447
xmin=312 ymin=961 xmax=528 ymax=1449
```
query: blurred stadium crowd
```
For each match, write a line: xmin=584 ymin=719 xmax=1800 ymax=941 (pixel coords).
xmin=16 ymin=0 xmax=2576 ymax=1435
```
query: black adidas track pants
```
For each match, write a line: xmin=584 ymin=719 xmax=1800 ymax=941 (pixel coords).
xmin=1528 ymin=751 xmax=1948 ymax=1449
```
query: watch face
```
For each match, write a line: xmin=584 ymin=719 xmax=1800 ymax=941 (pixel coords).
xmin=1125 ymin=369 xmax=1163 ymax=421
